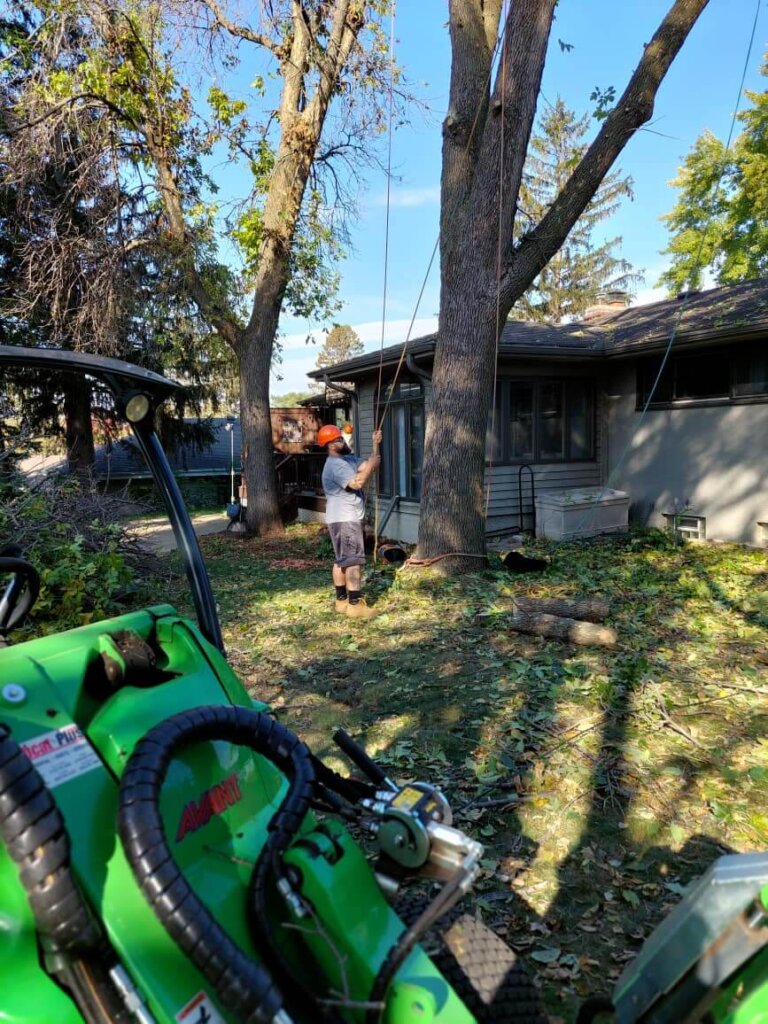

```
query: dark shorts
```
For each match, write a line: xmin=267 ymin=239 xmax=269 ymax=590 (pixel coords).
xmin=328 ymin=521 xmax=366 ymax=568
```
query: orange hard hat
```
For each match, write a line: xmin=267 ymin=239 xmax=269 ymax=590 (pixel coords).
xmin=317 ymin=424 xmax=342 ymax=446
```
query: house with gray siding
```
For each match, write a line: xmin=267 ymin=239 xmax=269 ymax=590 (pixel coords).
xmin=308 ymin=279 xmax=768 ymax=547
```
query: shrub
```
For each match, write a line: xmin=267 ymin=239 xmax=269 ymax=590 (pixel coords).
xmin=0 ymin=478 xmax=163 ymax=636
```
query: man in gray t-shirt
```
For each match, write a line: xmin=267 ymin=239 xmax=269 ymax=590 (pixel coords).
xmin=318 ymin=424 xmax=382 ymax=619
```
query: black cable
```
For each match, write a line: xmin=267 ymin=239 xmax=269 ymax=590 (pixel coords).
xmin=118 ymin=705 xmax=315 ymax=1024
xmin=0 ymin=722 xmax=101 ymax=955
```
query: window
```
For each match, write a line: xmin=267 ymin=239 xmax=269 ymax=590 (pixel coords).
xmin=489 ymin=379 xmax=595 ymax=464
xmin=637 ymin=342 xmax=768 ymax=408
xmin=378 ymin=380 xmax=424 ymax=499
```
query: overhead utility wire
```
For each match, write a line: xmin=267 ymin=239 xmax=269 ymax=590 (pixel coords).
xmin=572 ymin=0 xmax=763 ymax=538
xmin=372 ymin=0 xmax=397 ymax=566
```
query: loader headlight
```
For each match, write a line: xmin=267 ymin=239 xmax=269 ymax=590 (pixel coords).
xmin=124 ymin=392 xmax=151 ymax=423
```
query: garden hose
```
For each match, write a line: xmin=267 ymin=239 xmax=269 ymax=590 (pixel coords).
xmin=118 ymin=705 xmax=317 ymax=1024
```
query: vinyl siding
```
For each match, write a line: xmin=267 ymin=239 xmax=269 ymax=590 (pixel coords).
xmin=355 ymin=376 xmax=604 ymax=543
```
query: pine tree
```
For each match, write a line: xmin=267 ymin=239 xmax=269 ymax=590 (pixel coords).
xmin=315 ymin=325 xmax=364 ymax=373
xmin=515 ymin=98 xmax=639 ymax=323
xmin=312 ymin=324 xmax=364 ymax=394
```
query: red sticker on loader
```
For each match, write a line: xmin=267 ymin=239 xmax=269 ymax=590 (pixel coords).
xmin=175 ymin=772 xmax=242 ymax=843
xmin=176 ymin=991 xmax=225 ymax=1024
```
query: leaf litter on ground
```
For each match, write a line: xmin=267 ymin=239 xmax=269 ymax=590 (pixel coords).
xmin=169 ymin=523 xmax=768 ymax=1019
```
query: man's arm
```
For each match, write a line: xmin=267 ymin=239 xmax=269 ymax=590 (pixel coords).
xmin=346 ymin=429 xmax=382 ymax=490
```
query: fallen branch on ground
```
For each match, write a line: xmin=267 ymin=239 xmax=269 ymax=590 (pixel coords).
xmin=509 ymin=609 xmax=617 ymax=647
xmin=513 ymin=596 xmax=610 ymax=622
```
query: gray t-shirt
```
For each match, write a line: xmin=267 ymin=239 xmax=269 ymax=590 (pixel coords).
xmin=322 ymin=455 xmax=365 ymax=523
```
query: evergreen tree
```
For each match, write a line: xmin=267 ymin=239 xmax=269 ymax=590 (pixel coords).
xmin=516 ymin=98 xmax=639 ymax=323
xmin=0 ymin=3 xmax=238 ymax=473
xmin=658 ymin=57 xmax=768 ymax=293
xmin=315 ymin=325 xmax=364 ymax=372
xmin=313 ymin=324 xmax=363 ymax=394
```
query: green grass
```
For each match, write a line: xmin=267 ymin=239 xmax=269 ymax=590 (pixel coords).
xmin=170 ymin=523 xmax=768 ymax=1020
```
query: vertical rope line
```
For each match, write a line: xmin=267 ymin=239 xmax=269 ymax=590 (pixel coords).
xmin=485 ymin=0 xmax=509 ymax=522
xmin=374 ymin=23 xmax=507 ymax=432
xmin=373 ymin=0 xmax=397 ymax=565
xmin=363 ymin=16 xmax=508 ymax=566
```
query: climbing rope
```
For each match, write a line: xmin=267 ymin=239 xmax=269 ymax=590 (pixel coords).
xmin=369 ymin=19 xmax=509 ymax=569
xmin=485 ymin=0 xmax=510 ymax=522
xmin=370 ymin=0 xmax=397 ymax=572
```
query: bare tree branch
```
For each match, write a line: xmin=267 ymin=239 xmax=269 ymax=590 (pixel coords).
xmin=502 ymin=0 xmax=709 ymax=308
xmin=195 ymin=0 xmax=285 ymax=57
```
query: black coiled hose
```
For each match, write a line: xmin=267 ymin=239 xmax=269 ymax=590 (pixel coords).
xmin=0 ymin=722 xmax=101 ymax=955
xmin=117 ymin=705 xmax=317 ymax=1024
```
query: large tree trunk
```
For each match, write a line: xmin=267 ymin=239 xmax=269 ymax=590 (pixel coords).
xmin=417 ymin=0 xmax=709 ymax=571
xmin=63 ymin=375 xmax=94 ymax=484
xmin=418 ymin=269 xmax=498 ymax=568
xmin=238 ymin=324 xmax=283 ymax=537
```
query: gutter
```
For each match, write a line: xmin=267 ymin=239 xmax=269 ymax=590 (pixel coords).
xmin=322 ymin=374 xmax=358 ymax=409
xmin=406 ymin=353 xmax=432 ymax=383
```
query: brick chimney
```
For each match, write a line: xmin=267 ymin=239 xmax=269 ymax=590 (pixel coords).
xmin=582 ymin=290 xmax=631 ymax=322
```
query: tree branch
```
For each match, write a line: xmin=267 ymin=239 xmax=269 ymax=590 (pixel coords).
xmin=502 ymin=0 xmax=710 ymax=308
xmin=478 ymin=0 xmax=555 ymax=267
xmin=196 ymin=0 xmax=284 ymax=57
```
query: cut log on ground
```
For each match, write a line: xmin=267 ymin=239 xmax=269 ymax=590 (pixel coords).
xmin=510 ymin=610 xmax=617 ymax=647
xmin=513 ymin=597 xmax=610 ymax=623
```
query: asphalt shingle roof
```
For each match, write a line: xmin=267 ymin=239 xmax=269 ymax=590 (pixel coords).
xmin=93 ymin=418 xmax=241 ymax=479
xmin=308 ymin=279 xmax=768 ymax=379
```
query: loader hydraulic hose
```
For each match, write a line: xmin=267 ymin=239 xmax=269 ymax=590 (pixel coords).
xmin=118 ymin=705 xmax=317 ymax=1024
xmin=0 ymin=722 xmax=101 ymax=955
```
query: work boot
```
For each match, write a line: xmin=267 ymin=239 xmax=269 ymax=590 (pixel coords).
xmin=345 ymin=597 xmax=377 ymax=620
xmin=335 ymin=597 xmax=348 ymax=613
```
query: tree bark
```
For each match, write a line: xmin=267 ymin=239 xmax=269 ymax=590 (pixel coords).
xmin=417 ymin=0 xmax=710 ymax=570
xmin=121 ymin=1 xmax=366 ymax=537
xmin=509 ymin=610 xmax=617 ymax=647
xmin=63 ymin=374 xmax=95 ymax=484
xmin=513 ymin=596 xmax=610 ymax=623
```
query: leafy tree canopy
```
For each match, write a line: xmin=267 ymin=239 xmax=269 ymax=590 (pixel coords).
xmin=658 ymin=56 xmax=768 ymax=293
xmin=271 ymin=390 xmax=314 ymax=408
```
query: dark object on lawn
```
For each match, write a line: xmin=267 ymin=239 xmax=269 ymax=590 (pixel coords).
xmin=501 ymin=550 xmax=548 ymax=573
xmin=378 ymin=542 xmax=407 ymax=564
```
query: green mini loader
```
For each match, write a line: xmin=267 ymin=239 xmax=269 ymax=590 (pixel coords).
xmin=0 ymin=346 xmax=544 ymax=1024
xmin=0 ymin=347 xmax=766 ymax=1024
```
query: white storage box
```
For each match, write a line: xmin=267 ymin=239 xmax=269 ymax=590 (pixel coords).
xmin=535 ymin=488 xmax=629 ymax=541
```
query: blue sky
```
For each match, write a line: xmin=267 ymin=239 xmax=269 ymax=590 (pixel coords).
xmin=269 ymin=1 xmax=766 ymax=395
